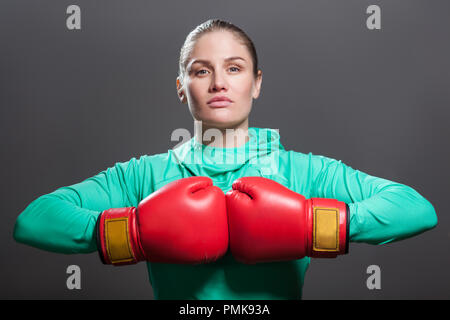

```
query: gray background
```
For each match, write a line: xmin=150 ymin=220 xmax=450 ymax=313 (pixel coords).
xmin=1 ymin=0 xmax=449 ymax=299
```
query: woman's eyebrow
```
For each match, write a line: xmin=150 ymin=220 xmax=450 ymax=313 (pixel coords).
xmin=191 ymin=56 xmax=246 ymax=66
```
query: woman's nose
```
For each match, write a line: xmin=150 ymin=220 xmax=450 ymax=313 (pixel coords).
xmin=210 ymin=71 xmax=228 ymax=92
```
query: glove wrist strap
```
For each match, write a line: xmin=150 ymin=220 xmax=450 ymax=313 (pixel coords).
xmin=306 ymin=198 xmax=349 ymax=258
xmin=96 ymin=207 xmax=145 ymax=266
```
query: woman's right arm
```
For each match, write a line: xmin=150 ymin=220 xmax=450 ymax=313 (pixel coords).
xmin=13 ymin=157 xmax=146 ymax=254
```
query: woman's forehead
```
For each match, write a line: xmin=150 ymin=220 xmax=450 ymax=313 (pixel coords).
xmin=196 ymin=31 xmax=246 ymax=49
xmin=189 ymin=32 xmax=250 ymax=62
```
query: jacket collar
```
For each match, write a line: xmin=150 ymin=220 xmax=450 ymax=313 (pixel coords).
xmin=171 ymin=127 xmax=284 ymax=181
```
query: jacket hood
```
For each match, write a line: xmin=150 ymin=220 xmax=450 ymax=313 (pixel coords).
xmin=170 ymin=127 xmax=284 ymax=189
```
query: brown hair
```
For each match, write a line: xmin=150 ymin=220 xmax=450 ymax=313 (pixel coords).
xmin=177 ymin=19 xmax=259 ymax=86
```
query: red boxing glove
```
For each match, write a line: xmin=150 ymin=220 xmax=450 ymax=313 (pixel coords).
xmin=226 ymin=177 xmax=349 ymax=264
xmin=96 ymin=177 xmax=229 ymax=266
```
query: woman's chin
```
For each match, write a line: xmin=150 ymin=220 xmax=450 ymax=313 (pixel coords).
xmin=199 ymin=117 xmax=247 ymax=130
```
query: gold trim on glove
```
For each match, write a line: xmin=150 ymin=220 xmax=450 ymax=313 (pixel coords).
xmin=313 ymin=207 xmax=339 ymax=252
xmin=105 ymin=217 xmax=135 ymax=264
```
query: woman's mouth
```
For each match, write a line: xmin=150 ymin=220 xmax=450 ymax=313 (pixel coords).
xmin=209 ymin=101 xmax=232 ymax=108
xmin=207 ymin=96 xmax=233 ymax=108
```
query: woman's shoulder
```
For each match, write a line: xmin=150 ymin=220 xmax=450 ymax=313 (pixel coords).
xmin=283 ymin=149 xmax=338 ymax=162
xmin=122 ymin=151 xmax=172 ymax=164
xmin=281 ymin=149 xmax=351 ymax=174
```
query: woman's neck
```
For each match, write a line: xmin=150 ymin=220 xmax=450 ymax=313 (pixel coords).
xmin=194 ymin=120 xmax=250 ymax=148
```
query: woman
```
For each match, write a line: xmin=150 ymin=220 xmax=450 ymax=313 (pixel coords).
xmin=13 ymin=19 xmax=437 ymax=299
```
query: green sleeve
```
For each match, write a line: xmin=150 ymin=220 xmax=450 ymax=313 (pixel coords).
xmin=13 ymin=156 xmax=147 ymax=254
xmin=308 ymin=153 xmax=437 ymax=245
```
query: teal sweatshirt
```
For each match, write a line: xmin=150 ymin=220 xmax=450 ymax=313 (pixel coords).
xmin=13 ymin=127 xmax=437 ymax=299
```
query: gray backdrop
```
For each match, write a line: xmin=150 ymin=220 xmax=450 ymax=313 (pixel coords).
xmin=1 ymin=0 xmax=449 ymax=299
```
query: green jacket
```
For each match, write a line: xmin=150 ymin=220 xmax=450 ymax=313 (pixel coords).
xmin=13 ymin=127 xmax=437 ymax=299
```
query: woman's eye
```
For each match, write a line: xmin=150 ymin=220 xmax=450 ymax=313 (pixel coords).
xmin=195 ymin=66 xmax=240 ymax=76
xmin=195 ymin=69 xmax=208 ymax=75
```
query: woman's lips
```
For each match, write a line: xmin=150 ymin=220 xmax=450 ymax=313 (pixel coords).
xmin=208 ymin=100 xmax=232 ymax=108
xmin=207 ymin=96 xmax=232 ymax=108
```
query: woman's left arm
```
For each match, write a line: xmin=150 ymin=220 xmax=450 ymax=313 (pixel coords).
xmin=306 ymin=153 xmax=437 ymax=245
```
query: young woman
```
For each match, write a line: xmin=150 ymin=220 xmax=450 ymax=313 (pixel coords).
xmin=13 ymin=19 xmax=437 ymax=300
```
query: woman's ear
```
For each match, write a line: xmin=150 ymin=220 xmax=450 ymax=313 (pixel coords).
xmin=176 ymin=78 xmax=187 ymax=104
xmin=252 ymin=70 xmax=263 ymax=99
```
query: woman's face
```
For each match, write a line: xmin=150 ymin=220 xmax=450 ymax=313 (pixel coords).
xmin=177 ymin=30 xmax=262 ymax=130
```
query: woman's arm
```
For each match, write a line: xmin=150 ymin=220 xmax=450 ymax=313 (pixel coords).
xmin=13 ymin=157 xmax=146 ymax=254
xmin=307 ymin=153 xmax=437 ymax=245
